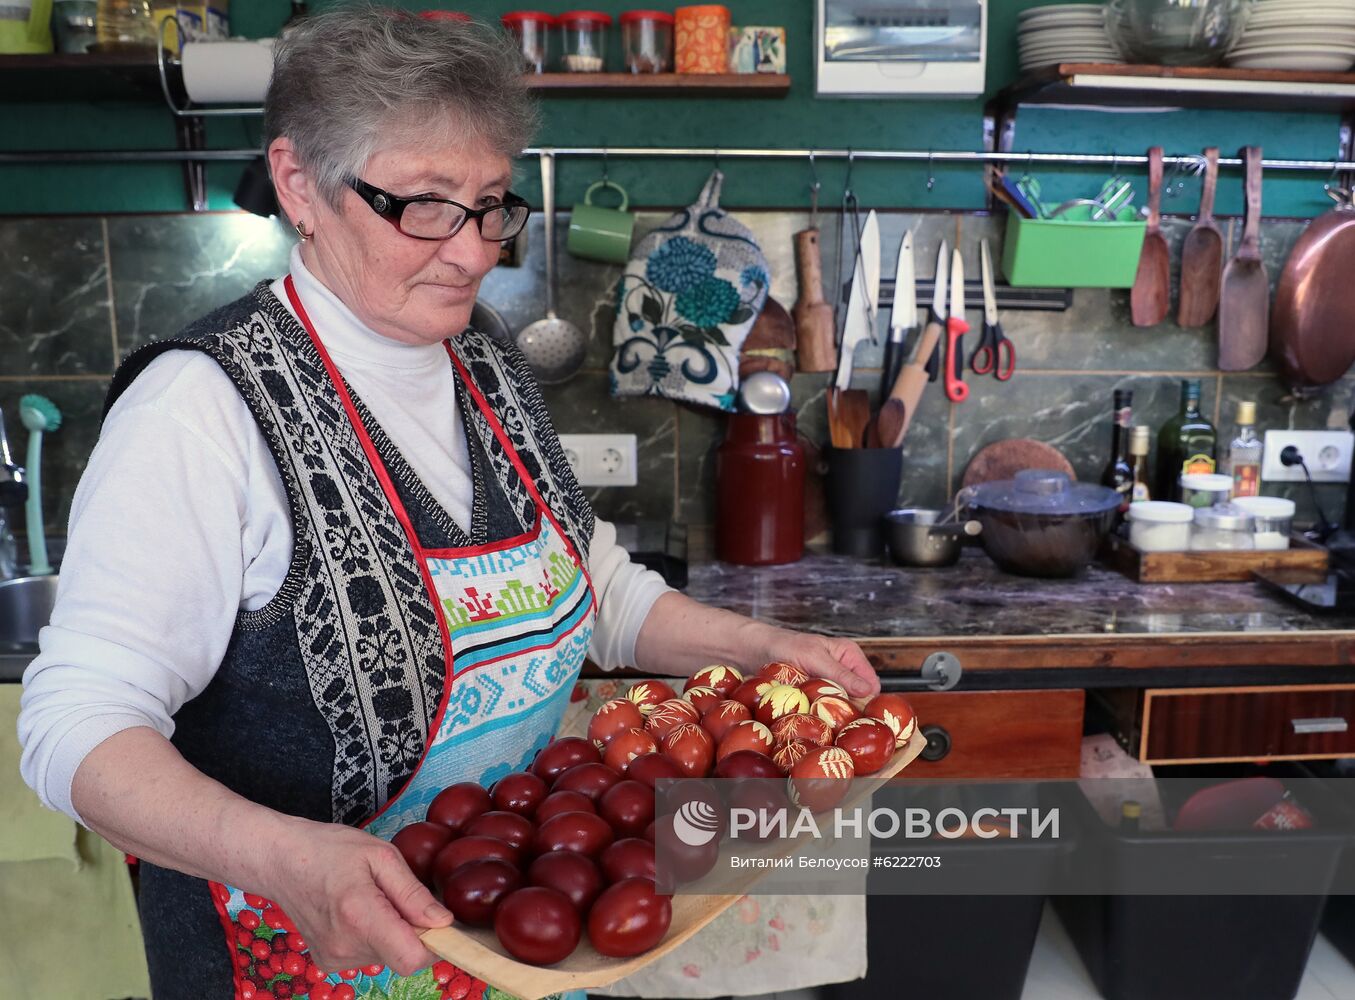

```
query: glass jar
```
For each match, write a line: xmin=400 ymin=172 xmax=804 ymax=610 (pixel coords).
xmin=1231 ymin=496 xmax=1296 ymax=551
xmin=1180 ymin=472 xmax=1233 ymax=509
xmin=675 ymin=3 xmax=730 ymax=73
xmin=1190 ymin=504 xmax=1254 ymax=551
xmin=620 ymin=9 xmax=673 ymax=73
xmin=1126 ymin=501 xmax=1193 ymax=553
xmin=501 ymin=10 xmax=555 ymax=73
xmin=558 ymin=10 xmax=611 ymax=72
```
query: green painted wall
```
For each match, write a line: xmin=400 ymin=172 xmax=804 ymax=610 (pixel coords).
xmin=3 ymin=0 xmax=1343 ymax=216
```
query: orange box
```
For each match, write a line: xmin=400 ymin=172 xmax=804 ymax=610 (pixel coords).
xmin=675 ymin=4 xmax=730 ymax=74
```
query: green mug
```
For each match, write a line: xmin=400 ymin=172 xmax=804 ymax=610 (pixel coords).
xmin=567 ymin=180 xmax=634 ymax=265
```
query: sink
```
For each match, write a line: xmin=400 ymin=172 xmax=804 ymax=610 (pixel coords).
xmin=0 ymin=575 xmax=57 ymax=654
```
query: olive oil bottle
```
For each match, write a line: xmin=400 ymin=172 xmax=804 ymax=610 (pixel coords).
xmin=1155 ymin=379 xmax=1216 ymax=502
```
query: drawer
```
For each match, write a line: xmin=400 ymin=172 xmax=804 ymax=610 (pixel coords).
xmin=1137 ymin=685 xmax=1355 ymax=764
xmin=903 ymin=689 xmax=1084 ymax=779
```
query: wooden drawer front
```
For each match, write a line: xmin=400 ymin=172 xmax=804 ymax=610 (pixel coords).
xmin=1142 ymin=685 xmax=1355 ymax=764
xmin=905 ymin=689 xmax=1084 ymax=779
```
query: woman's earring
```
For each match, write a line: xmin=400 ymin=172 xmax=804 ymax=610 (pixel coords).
xmin=294 ymin=221 xmax=312 ymax=241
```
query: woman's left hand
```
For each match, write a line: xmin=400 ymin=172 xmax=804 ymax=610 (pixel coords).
xmin=756 ymin=628 xmax=881 ymax=700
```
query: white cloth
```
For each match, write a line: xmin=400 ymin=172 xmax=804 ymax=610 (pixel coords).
xmin=19 ymin=248 xmax=671 ymax=822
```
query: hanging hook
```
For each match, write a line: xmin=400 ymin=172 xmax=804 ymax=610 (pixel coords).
xmin=1111 ymin=150 xmax=1120 ymax=179
xmin=926 ymin=149 xmax=935 ymax=192
xmin=601 ymin=147 xmax=609 ymax=184
xmin=844 ymin=148 xmax=855 ymax=193
xmin=807 ymin=150 xmax=821 ymax=227
xmin=713 ymin=145 xmax=721 ymax=172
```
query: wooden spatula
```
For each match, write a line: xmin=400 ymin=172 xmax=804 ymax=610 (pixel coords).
xmin=1131 ymin=146 xmax=1171 ymax=327
xmin=838 ymin=388 xmax=871 ymax=448
xmin=876 ymin=399 xmax=908 ymax=449
xmin=1177 ymin=147 xmax=1223 ymax=327
xmin=1218 ymin=146 xmax=1270 ymax=371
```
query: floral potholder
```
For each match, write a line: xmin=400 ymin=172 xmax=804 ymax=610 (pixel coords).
xmin=609 ymin=171 xmax=769 ymax=411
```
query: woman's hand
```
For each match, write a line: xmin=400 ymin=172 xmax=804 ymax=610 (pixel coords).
xmin=265 ymin=818 xmax=454 ymax=977
xmin=754 ymin=626 xmax=881 ymax=699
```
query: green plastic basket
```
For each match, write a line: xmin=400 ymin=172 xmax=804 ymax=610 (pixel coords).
xmin=1001 ymin=210 xmax=1147 ymax=288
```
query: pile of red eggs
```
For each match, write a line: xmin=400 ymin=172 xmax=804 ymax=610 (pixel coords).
xmin=390 ymin=663 xmax=915 ymax=968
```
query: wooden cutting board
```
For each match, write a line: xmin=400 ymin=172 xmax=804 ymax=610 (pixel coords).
xmin=961 ymin=439 xmax=1075 ymax=488
xmin=421 ymin=728 xmax=928 ymax=1000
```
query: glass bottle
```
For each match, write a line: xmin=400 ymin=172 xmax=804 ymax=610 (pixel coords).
xmin=1129 ymin=425 xmax=1151 ymax=503
xmin=1101 ymin=389 xmax=1134 ymax=513
xmin=1227 ymin=400 xmax=1262 ymax=498
xmin=96 ymin=0 xmax=156 ymax=48
xmin=1120 ymin=800 xmax=1142 ymax=833
xmin=1155 ymin=379 xmax=1217 ymax=503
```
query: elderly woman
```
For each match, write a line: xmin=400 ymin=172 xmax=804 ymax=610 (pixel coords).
xmin=18 ymin=9 xmax=878 ymax=1000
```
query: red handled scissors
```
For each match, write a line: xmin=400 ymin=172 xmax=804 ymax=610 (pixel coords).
xmin=970 ymin=239 xmax=1016 ymax=381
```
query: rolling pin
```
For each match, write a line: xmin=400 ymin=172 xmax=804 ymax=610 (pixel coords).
xmin=886 ymin=313 xmax=945 ymax=442
xmin=793 ymin=228 xmax=836 ymax=373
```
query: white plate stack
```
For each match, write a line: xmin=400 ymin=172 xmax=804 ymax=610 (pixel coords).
xmin=1018 ymin=4 xmax=1121 ymax=72
xmin=1227 ymin=0 xmax=1355 ymax=71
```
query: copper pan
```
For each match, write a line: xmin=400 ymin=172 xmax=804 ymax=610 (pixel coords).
xmin=1271 ymin=187 xmax=1355 ymax=388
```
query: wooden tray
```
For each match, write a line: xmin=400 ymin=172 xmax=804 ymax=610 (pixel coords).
xmin=1102 ymin=532 xmax=1328 ymax=584
xmin=421 ymin=728 xmax=927 ymax=1000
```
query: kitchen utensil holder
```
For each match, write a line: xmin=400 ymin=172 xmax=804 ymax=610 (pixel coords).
xmin=1002 ymin=211 xmax=1147 ymax=288
xmin=824 ymin=445 xmax=903 ymax=558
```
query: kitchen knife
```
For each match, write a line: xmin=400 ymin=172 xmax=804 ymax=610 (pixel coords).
xmin=883 ymin=241 xmax=948 ymax=444
xmin=881 ymin=228 xmax=915 ymax=394
xmin=860 ymin=209 xmax=881 ymax=338
xmin=945 ymin=247 xmax=970 ymax=403
xmin=924 ymin=242 xmax=948 ymax=382
xmin=834 ymin=247 xmax=872 ymax=391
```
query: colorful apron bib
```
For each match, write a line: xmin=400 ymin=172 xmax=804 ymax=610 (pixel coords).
xmin=205 ymin=277 xmax=597 ymax=1000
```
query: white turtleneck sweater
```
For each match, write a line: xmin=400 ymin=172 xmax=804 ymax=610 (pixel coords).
xmin=18 ymin=248 xmax=671 ymax=822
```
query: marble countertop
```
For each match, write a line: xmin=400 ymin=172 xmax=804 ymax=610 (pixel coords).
xmin=683 ymin=550 xmax=1355 ymax=640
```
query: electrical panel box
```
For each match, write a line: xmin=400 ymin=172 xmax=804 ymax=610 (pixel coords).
xmin=816 ymin=0 xmax=987 ymax=98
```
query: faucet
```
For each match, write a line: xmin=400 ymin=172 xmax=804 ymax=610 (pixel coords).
xmin=0 ymin=408 xmax=28 ymax=580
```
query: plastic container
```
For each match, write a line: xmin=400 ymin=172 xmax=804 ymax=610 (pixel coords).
xmin=674 ymin=3 xmax=729 ymax=73
xmin=1126 ymin=501 xmax=1193 ymax=552
xmin=620 ymin=9 xmax=672 ymax=73
xmin=1054 ymin=764 xmax=1347 ymax=1000
xmin=501 ymin=10 xmax=555 ymax=73
xmin=1180 ymin=472 xmax=1233 ymax=509
xmin=1190 ymin=504 xmax=1253 ymax=551
xmin=1230 ymin=495 xmax=1295 ymax=551
xmin=1001 ymin=211 xmax=1147 ymax=288
xmin=715 ymin=413 xmax=804 ymax=566
xmin=558 ymin=9 xmax=610 ymax=71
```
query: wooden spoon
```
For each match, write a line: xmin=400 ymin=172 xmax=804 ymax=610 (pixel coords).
xmin=1217 ymin=146 xmax=1270 ymax=372
xmin=1177 ymin=147 xmax=1223 ymax=327
xmin=1130 ymin=146 xmax=1170 ymax=328
xmin=837 ymin=388 xmax=871 ymax=448
xmin=876 ymin=398 xmax=908 ymax=449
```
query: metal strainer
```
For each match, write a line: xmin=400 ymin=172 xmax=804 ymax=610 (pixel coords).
xmin=513 ymin=149 xmax=587 ymax=384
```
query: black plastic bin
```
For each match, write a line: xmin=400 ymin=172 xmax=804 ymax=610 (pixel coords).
xmin=1054 ymin=765 xmax=1349 ymax=1000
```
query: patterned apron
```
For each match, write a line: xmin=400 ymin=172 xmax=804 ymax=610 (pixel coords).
xmin=204 ymin=277 xmax=597 ymax=1000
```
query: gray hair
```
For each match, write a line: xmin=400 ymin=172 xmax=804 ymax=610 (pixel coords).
xmin=264 ymin=5 xmax=538 ymax=208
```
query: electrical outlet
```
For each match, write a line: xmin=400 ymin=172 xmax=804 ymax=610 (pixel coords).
xmin=557 ymin=434 xmax=638 ymax=487
xmin=1261 ymin=430 xmax=1355 ymax=483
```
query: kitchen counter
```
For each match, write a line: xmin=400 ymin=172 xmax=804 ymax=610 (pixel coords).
xmin=679 ymin=551 xmax=1355 ymax=686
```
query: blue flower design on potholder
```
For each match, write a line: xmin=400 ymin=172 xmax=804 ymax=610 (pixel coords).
xmin=647 ymin=237 xmax=717 ymax=294
xmin=677 ymin=277 xmax=740 ymax=327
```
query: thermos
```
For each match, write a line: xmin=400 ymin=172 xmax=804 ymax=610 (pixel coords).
xmin=715 ymin=413 xmax=804 ymax=565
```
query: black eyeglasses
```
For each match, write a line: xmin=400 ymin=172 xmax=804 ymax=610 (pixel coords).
xmin=346 ymin=177 xmax=531 ymax=242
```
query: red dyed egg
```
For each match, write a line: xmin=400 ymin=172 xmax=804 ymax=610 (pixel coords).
xmin=834 ymin=717 xmax=895 ymax=775
xmin=701 ymin=699 xmax=752 ymax=743
xmin=465 ymin=811 xmax=536 ymax=852
xmin=440 ymin=858 xmax=521 ymax=927
xmin=625 ymin=752 xmax=684 ymax=789
xmin=491 ymin=772 xmax=549 ymax=818
xmin=731 ymin=677 xmax=775 ymax=711
xmin=789 ymin=746 xmax=856 ymax=812
xmin=392 ymin=821 xmax=453 ymax=885
xmin=527 ymin=850 xmax=603 ymax=913
xmin=660 ymin=722 xmax=715 ymax=778
xmin=535 ymin=790 xmax=596 ymax=824
xmin=810 ymin=695 xmax=862 ymax=734
xmin=531 ymin=737 xmax=602 ymax=784
xmin=599 ymin=779 xmax=657 ymax=838
xmin=651 ymin=814 xmax=720 ymax=882
xmin=625 ymin=680 xmax=677 ymax=716
xmin=684 ymin=664 xmax=744 ymax=698
xmin=755 ymin=684 xmax=810 ymax=726
xmin=588 ymin=698 xmax=646 ymax=750
xmin=771 ymin=738 xmax=813 ymax=775
xmin=603 ymin=728 xmax=659 ymax=775
xmin=769 ymin=713 xmax=833 ymax=748
xmin=800 ymin=677 xmax=847 ymax=702
xmin=682 ymin=685 xmax=723 ymax=715
xmin=715 ymin=720 xmax=774 ymax=761
xmin=865 ymin=693 xmax=917 ymax=748
xmin=599 ymin=837 xmax=657 ymax=883
xmin=426 ymin=782 xmax=492 ymax=835
xmin=713 ymin=749 xmax=782 ymax=780
xmin=552 ymin=762 xmax=622 ymax=802
xmin=727 ymin=779 xmax=793 ymax=842
xmin=533 ymin=811 xmax=615 ymax=858
xmin=644 ymin=698 xmax=700 ymax=741
xmin=494 ymin=886 xmax=581 ymax=966
xmin=587 ymin=878 xmax=672 ymax=958
xmin=759 ymin=661 xmax=809 ymax=687
xmin=431 ymin=836 xmax=519 ymax=892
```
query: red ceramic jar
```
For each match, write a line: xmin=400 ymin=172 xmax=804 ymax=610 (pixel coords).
xmin=715 ymin=413 xmax=805 ymax=566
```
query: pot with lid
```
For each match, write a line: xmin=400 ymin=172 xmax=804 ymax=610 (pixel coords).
xmin=962 ymin=469 xmax=1120 ymax=578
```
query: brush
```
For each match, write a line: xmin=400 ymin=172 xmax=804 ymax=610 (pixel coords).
xmin=18 ymin=394 xmax=62 ymax=575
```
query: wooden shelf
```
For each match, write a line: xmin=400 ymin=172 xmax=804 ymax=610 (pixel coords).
xmin=525 ymin=72 xmax=789 ymax=97
xmin=993 ymin=62 xmax=1355 ymax=113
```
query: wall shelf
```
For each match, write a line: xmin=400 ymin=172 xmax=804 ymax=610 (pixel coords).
xmin=525 ymin=72 xmax=789 ymax=97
